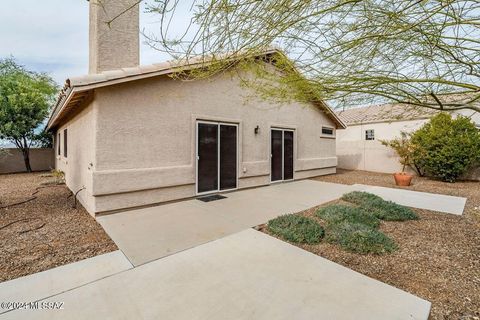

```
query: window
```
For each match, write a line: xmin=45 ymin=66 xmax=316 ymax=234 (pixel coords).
xmin=365 ymin=129 xmax=375 ymax=140
xmin=57 ymin=133 xmax=61 ymax=156
xmin=63 ymin=129 xmax=68 ymax=157
xmin=322 ymin=127 xmax=334 ymax=136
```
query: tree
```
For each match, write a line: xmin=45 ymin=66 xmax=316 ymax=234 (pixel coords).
xmin=380 ymin=132 xmax=424 ymax=176
xmin=410 ymin=113 xmax=480 ymax=182
xmin=138 ymin=0 xmax=480 ymax=112
xmin=0 ymin=58 xmax=57 ymax=172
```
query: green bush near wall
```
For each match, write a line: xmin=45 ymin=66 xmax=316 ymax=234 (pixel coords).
xmin=410 ymin=113 xmax=480 ymax=182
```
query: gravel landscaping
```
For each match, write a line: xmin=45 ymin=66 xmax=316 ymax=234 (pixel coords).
xmin=0 ymin=172 xmax=117 ymax=282
xmin=314 ymin=169 xmax=480 ymax=220
xmin=262 ymin=169 xmax=479 ymax=320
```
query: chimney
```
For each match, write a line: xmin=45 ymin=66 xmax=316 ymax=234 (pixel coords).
xmin=88 ymin=0 xmax=140 ymax=74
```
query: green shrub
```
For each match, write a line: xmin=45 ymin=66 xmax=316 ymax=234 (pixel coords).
xmin=341 ymin=191 xmax=383 ymax=205
xmin=380 ymin=131 xmax=420 ymax=174
xmin=342 ymin=191 xmax=418 ymax=221
xmin=410 ymin=113 xmax=480 ymax=182
xmin=316 ymin=204 xmax=380 ymax=228
xmin=361 ymin=199 xmax=419 ymax=221
xmin=268 ymin=214 xmax=325 ymax=244
xmin=326 ymin=221 xmax=397 ymax=254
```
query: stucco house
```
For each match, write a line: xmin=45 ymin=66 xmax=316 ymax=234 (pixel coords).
xmin=47 ymin=0 xmax=345 ymax=216
xmin=336 ymin=103 xmax=480 ymax=174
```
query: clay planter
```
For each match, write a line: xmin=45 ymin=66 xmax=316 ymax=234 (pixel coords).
xmin=393 ymin=172 xmax=413 ymax=186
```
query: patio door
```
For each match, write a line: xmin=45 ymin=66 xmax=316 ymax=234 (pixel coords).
xmin=196 ymin=121 xmax=238 ymax=194
xmin=271 ymin=129 xmax=294 ymax=182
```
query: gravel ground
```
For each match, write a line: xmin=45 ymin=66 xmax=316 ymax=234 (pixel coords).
xmin=314 ymin=169 xmax=480 ymax=220
xmin=261 ymin=169 xmax=479 ymax=320
xmin=0 ymin=172 xmax=117 ymax=282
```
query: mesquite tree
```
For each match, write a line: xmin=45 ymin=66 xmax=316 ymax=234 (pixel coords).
xmin=0 ymin=58 xmax=57 ymax=172
xmin=134 ymin=0 xmax=480 ymax=111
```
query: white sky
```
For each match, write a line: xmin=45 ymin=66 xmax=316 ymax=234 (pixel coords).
xmin=0 ymin=0 xmax=188 ymax=84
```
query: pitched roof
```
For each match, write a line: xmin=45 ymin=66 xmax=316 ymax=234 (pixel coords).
xmin=47 ymin=48 xmax=346 ymax=130
xmin=337 ymin=103 xmax=439 ymax=125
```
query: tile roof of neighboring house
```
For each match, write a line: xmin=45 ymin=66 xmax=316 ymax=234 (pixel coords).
xmin=47 ymin=48 xmax=346 ymax=130
xmin=337 ymin=92 xmax=480 ymax=126
xmin=337 ymin=103 xmax=441 ymax=125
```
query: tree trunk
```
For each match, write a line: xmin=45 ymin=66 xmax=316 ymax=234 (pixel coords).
xmin=21 ymin=148 xmax=32 ymax=173
xmin=413 ymin=162 xmax=425 ymax=177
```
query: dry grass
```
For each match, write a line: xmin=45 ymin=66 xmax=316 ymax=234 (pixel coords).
xmin=301 ymin=170 xmax=480 ymax=320
xmin=0 ymin=172 xmax=117 ymax=282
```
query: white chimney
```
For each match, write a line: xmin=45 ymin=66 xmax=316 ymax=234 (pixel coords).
xmin=88 ymin=0 xmax=140 ymax=74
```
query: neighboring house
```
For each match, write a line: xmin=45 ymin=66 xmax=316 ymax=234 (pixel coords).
xmin=47 ymin=1 xmax=345 ymax=216
xmin=336 ymin=103 xmax=480 ymax=174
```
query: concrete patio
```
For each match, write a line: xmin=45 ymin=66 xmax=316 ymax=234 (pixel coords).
xmin=0 ymin=229 xmax=431 ymax=320
xmin=98 ymin=179 xmax=466 ymax=266
xmin=1 ymin=178 xmax=468 ymax=319
xmin=97 ymin=180 xmax=361 ymax=266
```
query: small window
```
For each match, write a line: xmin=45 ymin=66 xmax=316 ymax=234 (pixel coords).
xmin=57 ymin=133 xmax=61 ymax=156
xmin=322 ymin=127 xmax=334 ymax=136
xmin=63 ymin=129 xmax=68 ymax=157
xmin=365 ymin=129 xmax=375 ymax=140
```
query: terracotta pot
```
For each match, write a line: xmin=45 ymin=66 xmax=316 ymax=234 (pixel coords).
xmin=393 ymin=172 xmax=413 ymax=186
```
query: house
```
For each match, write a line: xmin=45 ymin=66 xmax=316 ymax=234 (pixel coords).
xmin=336 ymin=103 xmax=480 ymax=174
xmin=47 ymin=0 xmax=345 ymax=216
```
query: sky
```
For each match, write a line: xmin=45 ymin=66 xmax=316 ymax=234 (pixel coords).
xmin=0 ymin=0 xmax=189 ymax=85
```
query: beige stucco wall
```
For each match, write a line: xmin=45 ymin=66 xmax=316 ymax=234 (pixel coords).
xmin=55 ymin=101 xmax=97 ymax=214
xmin=56 ymin=69 xmax=339 ymax=215
xmin=0 ymin=148 xmax=54 ymax=174
xmin=89 ymin=71 xmax=338 ymax=213
xmin=336 ymin=120 xmax=427 ymax=173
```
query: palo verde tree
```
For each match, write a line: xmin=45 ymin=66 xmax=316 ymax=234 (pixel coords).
xmin=132 ymin=0 xmax=480 ymax=111
xmin=0 ymin=58 xmax=57 ymax=172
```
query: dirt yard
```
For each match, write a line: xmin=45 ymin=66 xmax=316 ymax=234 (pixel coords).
xmin=293 ymin=170 xmax=479 ymax=320
xmin=0 ymin=172 xmax=117 ymax=282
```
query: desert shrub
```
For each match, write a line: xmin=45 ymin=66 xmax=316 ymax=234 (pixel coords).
xmin=342 ymin=191 xmax=418 ymax=221
xmin=410 ymin=113 xmax=480 ymax=182
xmin=268 ymin=214 xmax=325 ymax=244
xmin=316 ymin=204 xmax=380 ymax=229
xmin=341 ymin=191 xmax=383 ymax=205
xmin=380 ymin=131 xmax=422 ymax=174
xmin=361 ymin=199 xmax=419 ymax=221
xmin=326 ymin=221 xmax=397 ymax=254
xmin=41 ymin=169 xmax=65 ymax=186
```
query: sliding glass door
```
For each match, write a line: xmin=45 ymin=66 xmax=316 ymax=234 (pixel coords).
xmin=271 ymin=129 xmax=294 ymax=182
xmin=197 ymin=122 xmax=238 ymax=194
xmin=271 ymin=130 xmax=283 ymax=182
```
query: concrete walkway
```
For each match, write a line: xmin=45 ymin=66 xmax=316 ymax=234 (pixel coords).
xmin=356 ymin=184 xmax=467 ymax=215
xmin=98 ymin=180 xmax=466 ymax=266
xmin=0 ymin=251 xmax=132 ymax=315
xmin=98 ymin=180 xmax=360 ymax=266
xmin=1 ymin=229 xmax=431 ymax=320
